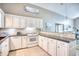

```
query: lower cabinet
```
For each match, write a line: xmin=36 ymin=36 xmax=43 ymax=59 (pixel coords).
xmin=39 ymin=36 xmax=48 ymax=51
xmin=10 ymin=36 xmax=28 ymax=50
xmin=38 ymin=36 xmax=43 ymax=48
xmin=10 ymin=36 xmax=21 ymax=50
xmin=0 ymin=38 xmax=9 ymax=56
xmin=42 ymin=37 xmax=48 ymax=52
xmin=48 ymin=38 xmax=56 ymax=56
xmin=21 ymin=36 xmax=27 ymax=48
xmin=38 ymin=35 xmax=76 ymax=56
xmin=57 ymin=40 xmax=69 ymax=56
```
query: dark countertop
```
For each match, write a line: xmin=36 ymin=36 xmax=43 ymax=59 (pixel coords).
xmin=40 ymin=32 xmax=76 ymax=43
xmin=0 ymin=35 xmax=27 ymax=44
xmin=0 ymin=31 xmax=76 ymax=44
xmin=9 ymin=35 xmax=27 ymax=37
xmin=0 ymin=36 xmax=9 ymax=44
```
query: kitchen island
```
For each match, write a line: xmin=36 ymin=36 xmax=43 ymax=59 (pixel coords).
xmin=39 ymin=31 xmax=76 ymax=56
xmin=40 ymin=31 xmax=75 ymax=43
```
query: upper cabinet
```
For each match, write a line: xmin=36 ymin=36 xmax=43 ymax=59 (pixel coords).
xmin=26 ymin=17 xmax=43 ymax=29
xmin=5 ymin=14 xmax=26 ymax=28
xmin=5 ymin=14 xmax=43 ymax=29
xmin=19 ymin=17 xmax=26 ymax=28
xmin=5 ymin=14 xmax=13 ymax=28
xmin=0 ymin=9 xmax=4 ymax=28
xmin=12 ymin=15 xmax=20 ymax=28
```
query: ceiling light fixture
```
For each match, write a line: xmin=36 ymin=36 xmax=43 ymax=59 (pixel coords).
xmin=24 ymin=6 xmax=39 ymax=14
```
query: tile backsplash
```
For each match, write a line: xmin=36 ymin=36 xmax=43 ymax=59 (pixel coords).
xmin=0 ymin=28 xmax=27 ymax=35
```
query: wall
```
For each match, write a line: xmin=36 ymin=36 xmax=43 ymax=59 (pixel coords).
xmin=43 ymin=15 xmax=74 ymax=32
xmin=74 ymin=18 xmax=79 ymax=31
xmin=0 ymin=28 xmax=27 ymax=35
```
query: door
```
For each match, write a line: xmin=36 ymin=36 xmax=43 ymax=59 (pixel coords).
xmin=33 ymin=18 xmax=40 ymax=28
xmin=55 ymin=23 xmax=64 ymax=32
xmin=48 ymin=38 xmax=57 ymax=56
xmin=19 ymin=17 xmax=26 ymax=28
xmin=57 ymin=40 xmax=69 ymax=56
xmin=5 ymin=14 xmax=13 ymax=28
xmin=26 ymin=17 xmax=33 ymax=27
xmin=10 ymin=36 xmax=21 ymax=50
xmin=21 ymin=36 xmax=27 ymax=48
xmin=12 ymin=15 xmax=20 ymax=28
xmin=39 ymin=19 xmax=43 ymax=30
xmin=42 ymin=37 xmax=48 ymax=52
xmin=38 ymin=35 xmax=43 ymax=48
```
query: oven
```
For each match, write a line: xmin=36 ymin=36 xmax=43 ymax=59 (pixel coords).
xmin=27 ymin=33 xmax=38 ymax=47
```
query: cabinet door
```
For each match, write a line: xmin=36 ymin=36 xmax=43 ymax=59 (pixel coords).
xmin=0 ymin=9 xmax=4 ymax=28
xmin=12 ymin=15 xmax=20 ymax=28
xmin=48 ymin=38 xmax=56 ymax=56
xmin=10 ymin=36 xmax=21 ymax=50
xmin=39 ymin=19 xmax=43 ymax=30
xmin=38 ymin=36 xmax=43 ymax=48
xmin=32 ymin=18 xmax=39 ymax=28
xmin=57 ymin=41 xmax=69 ymax=56
xmin=19 ymin=17 xmax=26 ymax=28
xmin=26 ymin=17 xmax=33 ymax=27
xmin=42 ymin=37 xmax=48 ymax=52
xmin=21 ymin=36 xmax=27 ymax=48
xmin=1 ymin=38 xmax=9 ymax=56
xmin=5 ymin=14 xmax=13 ymax=28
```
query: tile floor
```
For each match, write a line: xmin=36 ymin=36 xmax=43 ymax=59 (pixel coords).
xmin=9 ymin=46 xmax=49 ymax=56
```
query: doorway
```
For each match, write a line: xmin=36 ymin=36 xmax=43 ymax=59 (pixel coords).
xmin=55 ymin=23 xmax=64 ymax=32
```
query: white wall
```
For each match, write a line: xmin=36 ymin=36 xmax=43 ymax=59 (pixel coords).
xmin=43 ymin=15 xmax=74 ymax=32
xmin=74 ymin=18 xmax=79 ymax=31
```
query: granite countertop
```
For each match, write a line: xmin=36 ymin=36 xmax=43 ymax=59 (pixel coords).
xmin=0 ymin=34 xmax=27 ymax=44
xmin=40 ymin=32 xmax=76 ymax=43
xmin=0 ymin=36 xmax=9 ymax=44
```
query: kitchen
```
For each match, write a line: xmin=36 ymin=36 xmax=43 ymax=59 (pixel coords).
xmin=0 ymin=3 xmax=78 ymax=56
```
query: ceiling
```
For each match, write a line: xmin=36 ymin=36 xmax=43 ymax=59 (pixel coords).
xmin=32 ymin=3 xmax=79 ymax=19
xmin=1 ymin=3 xmax=79 ymax=19
xmin=0 ymin=3 xmax=62 ymax=18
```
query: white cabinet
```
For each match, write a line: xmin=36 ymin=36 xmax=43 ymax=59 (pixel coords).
xmin=5 ymin=14 xmax=13 ymax=28
xmin=26 ymin=17 xmax=32 ymax=27
xmin=26 ymin=17 xmax=36 ymax=27
xmin=38 ymin=35 xmax=76 ymax=56
xmin=0 ymin=38 xmax=9 ymax=56
xmin=26 ymin=17 xmax=43 ymax=28
xmin=48 ymin=38 xmax=57 ymax=56
xmin=32 ymin=18 xmax=39 ymax=28
xmin=57 ymin=40 xmax=69 ymax=56
xmin=38 ymin=36 xmax=48 ymax=52
xmin=10 ymin=36 xmax=21 ymax=50
xmin=21 ymin=36 xmax=27 ymax=48
xmin=38 ymin=36 xmax=43 ymax=48
xmin=38 ymin=19 xmax=43 ymax=30
xmin=5 ymin=14 xmax=26 ymax=28
xmin=12 ymin=15 xmax=20 ymax=28
xmin=19 ymin=17 xmax=26 ymax=28
xmin=0 ymin=9 xmax=4 ymax=28
xmin=5 ymin=14 xmax=43 ymax=28
xmin=42 ymin=37 xmax=48 ymax=52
